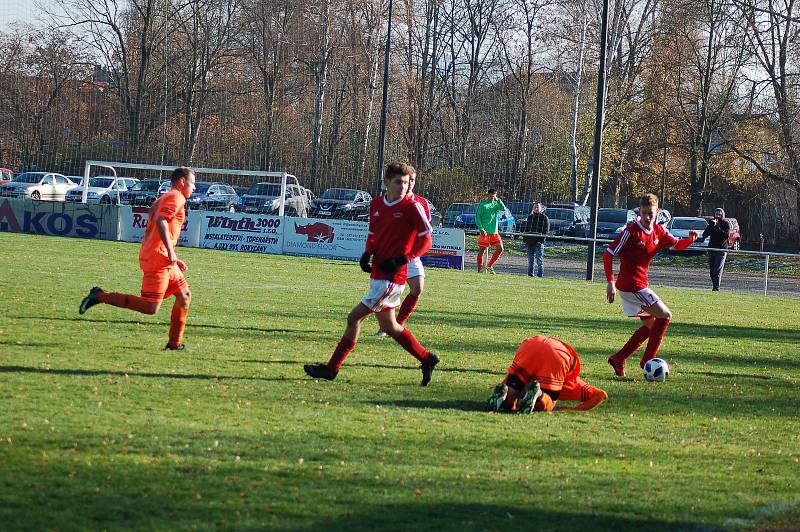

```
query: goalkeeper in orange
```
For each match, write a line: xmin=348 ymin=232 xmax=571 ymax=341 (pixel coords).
xmin=78 ymin=166 xmax=196 ymax=350
xmin=487 ymin=335 xmax=608 ymax=412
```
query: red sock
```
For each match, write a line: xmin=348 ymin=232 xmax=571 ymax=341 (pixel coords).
xmin=98 ymin=292 xmax=154 ymax=314
xmin=394 ymin=328 xmax=429 ymax=363
xmin=612 ymin=326 xmax=650 ymax=362
xmin=640 ymin=318 xmax=670 ymax=368
xmin=168 ymin=304 xmax=189 ymax=348
xmin=477 ymin=253 xmax=484 ymax=271
xmin=327 ymin=336 xmax=356 ymax=373
xmin=396 ymin=294 xmax=419 ymax=325
xmin=487 ymin=249 xmax=503 ymax=267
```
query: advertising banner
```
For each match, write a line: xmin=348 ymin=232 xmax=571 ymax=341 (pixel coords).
xmin=283 ymin=216 xmax=465 ymax=269
xmin=198 ymin=212 xmax=283 ymax=254
xmin=118 ymin=205 xmax=201 ymax=247
xmin=421 ymin=227 xmax=465 ymax=270
xmin=283 ymin=217 xmax=369 ymax=260
xmin=0 ymin=198 xmax=119 ymax=240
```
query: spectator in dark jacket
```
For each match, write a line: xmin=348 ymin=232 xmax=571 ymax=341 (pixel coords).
xmin=702 ymin=207 xmax=730 ymax=291
xmin=522 ymin=202 xmax=550 ymax=277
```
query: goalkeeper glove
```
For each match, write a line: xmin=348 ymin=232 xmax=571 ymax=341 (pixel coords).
xmin=359 ymin=252 xmax=372 ymax=273
xmin=381 ymin=256 xmax=408 ymax=274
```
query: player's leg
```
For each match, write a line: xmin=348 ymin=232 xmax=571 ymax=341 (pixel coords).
xmin=535 ymin=242 xmax=544 ymax=277
xmin=375 ymin=309 xmax=439 ymax=386
xmin=396 ymin=274 xmax=423 ymax=326
xmin=477 ymin=246 xmax=487 ymax=272
xmin=558 ymin=377 xmax=608 ymax=411
xmin=166 ymin=269 xmax=191 ymax=350
xmin=608 ymin=316 xmax=652 ymax=376
xmin=639 ymin=299 xmax=672 ymax=368
xmin=305 ymin=302 xmax=373 ymax=380
xmin=80 ymin=269 xmax=166 ymax=316
xmin=486 ymin=237 xmax=504 ymax=272
xmin=525 ymin=243 xmax=535 ymax=276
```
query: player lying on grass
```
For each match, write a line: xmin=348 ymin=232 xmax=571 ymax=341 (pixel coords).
xmin=488 ymin=335 xmax=608 ymax=413
xmin=78 ymin=167 xmax=195 ymax=350
xmin=605 ymin=193 xmax=698 ymax=377
xmin=304 ymin=162 xmax=441 ymax=386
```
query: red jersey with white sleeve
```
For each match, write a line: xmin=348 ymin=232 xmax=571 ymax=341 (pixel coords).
xmin=407 ymin=192 xmax=431 ymax=222
xmin=365 ymin=194 xmax=432 ymax=284
xmin=604 ymin=220 xmax=679 ymax=292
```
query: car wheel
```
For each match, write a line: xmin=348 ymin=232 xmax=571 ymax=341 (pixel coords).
xmin=228 ymin=204 xmax=236 ymax=213
xmin=30 ymin=190 xmax=41 ymax=200
xmin=101 ymin=196 xmax=111 ymax=204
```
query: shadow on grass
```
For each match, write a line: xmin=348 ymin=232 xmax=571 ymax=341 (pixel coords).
xmin=0 ymin=365 xmax=305 ymax=382
xmin=228 ymin=358 xmax=501 ymax=376
xmin=364 ymin=399 xmax=485 ymax=412
xmin=0 ymin=340 xmax=64 ymax=348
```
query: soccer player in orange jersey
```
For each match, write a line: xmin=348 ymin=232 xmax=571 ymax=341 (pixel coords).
xmin=487 ymin=335 xmax=608 ymax=413
xmin=79 ymin=167 xmax=196 ymax=350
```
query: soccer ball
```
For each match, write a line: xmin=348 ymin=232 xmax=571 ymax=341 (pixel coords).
xmin=643 ymin=358 xmax=670 ymax=382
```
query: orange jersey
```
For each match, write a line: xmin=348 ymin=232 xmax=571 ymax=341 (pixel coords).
xmin=139 ymin=188 xmax=186 ymax=271
xmin=508 ymin=336 xmax=581 ymax=392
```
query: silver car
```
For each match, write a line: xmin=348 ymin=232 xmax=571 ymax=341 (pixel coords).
xmin=0 ymin=172 xmax=77 ymax=201
xmin=667 ymin=216 xmax=710 ymax=248
xmin=65 ymin=176 xmax=139 ymax=204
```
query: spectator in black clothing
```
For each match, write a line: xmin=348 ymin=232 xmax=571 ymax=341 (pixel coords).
xmin=522 ymin=202 xmax=550 ymax=277
xmin=702 ymin=207 xmax=730 ymax=291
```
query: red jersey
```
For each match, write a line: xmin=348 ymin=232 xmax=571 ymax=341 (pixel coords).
xmin=407 ymin=192 xmax=431 ymax=222
xmin=605 ymin=219 xmax=678 ymax=292
xmin=365 ymin=194 xmax=432 ymax=283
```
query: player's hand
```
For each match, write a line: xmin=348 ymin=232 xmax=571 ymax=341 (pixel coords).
xmin=381 ymin=256 xmax=409 ymax=274
xmin=176 ymin=259 xmax=188 ymax=272
xmin=359 ymin=252 xmax=372 ymax=273
xmin=688 ymin=229 xmax=699 ymax=242
xmin=167 ymin=249 xmax=178 ymax=265
xmin=606 ymin=282 xmax=616 ymax=303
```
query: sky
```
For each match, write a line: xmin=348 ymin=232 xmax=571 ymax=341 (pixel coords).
xmin=0 ymin=0 xmax=59 ymax=28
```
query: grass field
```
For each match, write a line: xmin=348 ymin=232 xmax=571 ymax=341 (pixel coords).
xmin=1 ymin=232 xmax=798 ymax=530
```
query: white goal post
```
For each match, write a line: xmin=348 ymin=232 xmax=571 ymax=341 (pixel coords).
xmin=80 ymin=160 xmax=300 ymax=215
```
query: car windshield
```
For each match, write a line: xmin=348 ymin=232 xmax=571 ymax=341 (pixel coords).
xmin=545 ymin=208 xmax=574 ymax=221
xmin=320 ymin=189 xmax=357 ymax=200
xmin=463 ymin=204 xmax=479 ymax=214
xmin=88 ymin=177 xmax=114 ymax=188
xmin=509 ymin=202 xmax=533 ymax=215
xmin=598 ymin=210 xmax=629 ymax=223
xmin=13 ymin=173 xmax=44 ymax=184
xmin=671 ymin=218 xmax=708 ymax=230
xmin=130 ymin=180 xmax=162 ymax=191
xmin=194 ymin=182 xmax=212 ymax=193
xmin=248 ymin=183 xmax=282 ymax=196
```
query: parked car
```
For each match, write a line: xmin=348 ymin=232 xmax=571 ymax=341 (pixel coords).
xmin=0 ymin=167 xmax=13 ymax=184
xmin=309 ymin=188 xmax=372 ymax=219
xmin=549 ymin=201 xmax=590 ymax=220
xmin=239 ymin=182 xmax=310 ymax=216
xmin=667 ymin=217 xmax=711 ymax=249
xmin=184 ymin=181 xmax=240 ymax=212
xmin=545 ymin=207 xmax=589 ymax=237
xmin=595 ymin=208 xmax=637 ymax=240
xmin=444 ymin=202 xmax=471 ymax=227
xmin=507 ymin=201 xmax=534 ymax=222
xmin=65 ymin=176 xmax=139 ymax=204
xmin=119 ymin=179 xmax=169 ymax=206
xmin=702 ymin=216 xmax=742 ymax=250
xmin=0 ymin=172 xmax=76 ymax=201
xmin=453 ymin=203 xmax=516 ymax=233
xmin=634 ymin=206 xmax=672 ymax=226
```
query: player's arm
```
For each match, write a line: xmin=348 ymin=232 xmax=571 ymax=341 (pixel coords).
xmin=495 ymin=198 xmax=507 ymax=212
xmin=604 ymin=228 xmax=629 ymax=303
xmin=155 ymin=215 xmax=183 ymax=270
xmin=475 ymin=203 xmax=487 ymax=235
xmin=361 ymin=200 xmax=378 ymax=272
xmin=668 ymin=229 xmax=698 ymax=251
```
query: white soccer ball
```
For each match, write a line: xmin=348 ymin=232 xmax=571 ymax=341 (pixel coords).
xmin=643 ymin=358 xmax=670 ymax=382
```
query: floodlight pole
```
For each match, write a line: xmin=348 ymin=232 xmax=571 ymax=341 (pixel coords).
xmin=585 ymin=0 xmax=611 ymax=281
xmin=374 ymin=0 xmax=394 ymax=196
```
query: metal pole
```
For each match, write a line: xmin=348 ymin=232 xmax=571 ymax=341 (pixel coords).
xmin=585 ymin=0 xmax=611 ymax=281
xmin=763 ymin=253 xmax=769 ymax=296
xmin=374 ymin=0 xmax=394 ymax=196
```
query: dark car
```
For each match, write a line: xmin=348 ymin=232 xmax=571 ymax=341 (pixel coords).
xmin=508 ymin=201 xmax=534 ymax=221
xmin=595 ymin=208 xmax=637 ymax=240
xmin=119 ymin=179 xmax=168 ymax=207
xmin=309 ymin=188 xmax=372 ymax=220
xmin=444 ymin=203 xmax=471 ymax=227
xmin=184 ymin=182 xmax=240 ymax=212
xmin=453 ymin=203 xmax=516 ymax=233
xmin=544 ymin=207 xmax=589 ymax=237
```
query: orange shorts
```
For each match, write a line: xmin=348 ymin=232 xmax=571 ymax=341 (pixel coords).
xmin=477 ymin=233 xmax=502 ymax=248
xmin=507 ymin=336 xmax=581 ymax=393
xmin=140 ymin=265 xmax=188 ymax=302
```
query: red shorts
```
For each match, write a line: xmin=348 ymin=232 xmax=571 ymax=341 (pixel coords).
xmin=478 ymin=233 xmax=502 ymax=248
xmin=140 ymin=265 xmax=188 ymax=302
xmin=507 ymin=336 xmax=581 ymax=393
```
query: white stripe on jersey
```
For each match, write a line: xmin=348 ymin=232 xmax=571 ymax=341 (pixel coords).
xmin=608 ymin=229 xmax=630 ymax=256
xmin=413 ymin=201 xmax=433 ymax=234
